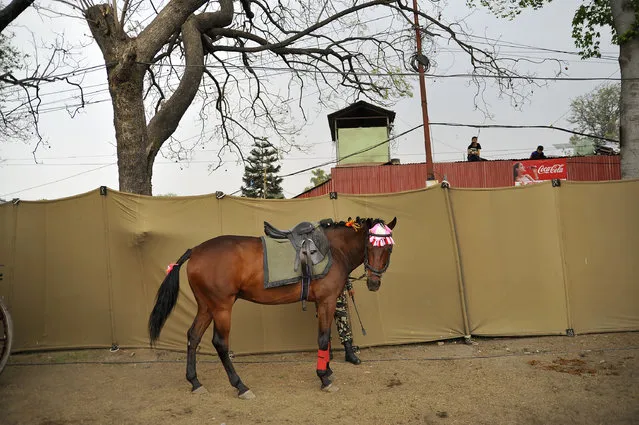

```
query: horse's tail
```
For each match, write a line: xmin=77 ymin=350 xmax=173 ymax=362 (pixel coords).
xmin=148 ymin=248 xmax=192 ymax=346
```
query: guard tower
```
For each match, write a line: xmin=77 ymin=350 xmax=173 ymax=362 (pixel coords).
xmin=327 ymin=100 xmax=396 ymax=166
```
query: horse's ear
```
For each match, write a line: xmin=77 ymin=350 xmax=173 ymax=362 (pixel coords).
xmin=387 ymin=217 xmax=397 ymax=230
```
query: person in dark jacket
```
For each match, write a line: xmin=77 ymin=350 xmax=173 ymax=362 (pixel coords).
xmin=530 ymin=145 xmax=546 ymax=159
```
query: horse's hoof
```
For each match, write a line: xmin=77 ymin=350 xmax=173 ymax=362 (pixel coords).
xmin=192 ymin=386 xmax=208 ymax=394
xmin=321 ymin=383 xmax=339 ymax=393
xmin=238 ymin=389 xmax=256 ymax=400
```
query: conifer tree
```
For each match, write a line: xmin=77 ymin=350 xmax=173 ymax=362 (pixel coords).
xmin=241 ymin=141 xmax=284 ymax=199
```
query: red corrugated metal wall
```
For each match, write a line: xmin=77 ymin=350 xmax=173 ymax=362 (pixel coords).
xmin=566 ymin=156 xmax=621 ymax=181
xmin=295 ymin=179 xmax=335 ymax=199
xmin=333 ymin=163 xmax=430 ymax=194
xmin=433 ymin=161 xmax=513 ymax=188
xmin=295 ymin=156 xmax=621 ymax=198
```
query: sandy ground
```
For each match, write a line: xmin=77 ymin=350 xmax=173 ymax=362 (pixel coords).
xmin=0 ymin=332 xmax=637 ymax=425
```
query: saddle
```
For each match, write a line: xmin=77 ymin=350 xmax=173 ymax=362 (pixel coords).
xmin=263 ymin=219 xmax=332 ymax=310
xmin=264 ymin=221 xmax=330 ymax=269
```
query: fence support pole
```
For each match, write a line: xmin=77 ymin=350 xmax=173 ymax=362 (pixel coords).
xmin=100 ymin=188 xmax=117 ymax=347
xmin=552 ymin=180 xmax=574 ymax=336
xmin=442 ymin=185 xmax=472 ymax=342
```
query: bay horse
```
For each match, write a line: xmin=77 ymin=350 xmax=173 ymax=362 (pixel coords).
xmin=148 ymin=216 xmax=397 ymax=399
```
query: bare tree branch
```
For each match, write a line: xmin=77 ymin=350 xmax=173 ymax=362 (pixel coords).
xmin=136 ymin=0 xmax=232 ymax=61
xmin=144 ymin=66 xmax=165 ymax=113
xmin=145 ymin=16 xmax=205 ymax=165
xmin=0 ymin=32 xmax=86 ymax=151
xmin=119 ymin=0 xmax=131 ymax=26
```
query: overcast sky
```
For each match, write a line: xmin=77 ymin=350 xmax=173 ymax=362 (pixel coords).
xmin=0 ymin=0 xmax=619 ymax=200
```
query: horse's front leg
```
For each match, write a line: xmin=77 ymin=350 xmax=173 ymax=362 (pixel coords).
xmin=316 ymin=300 xmax=339 ymax=392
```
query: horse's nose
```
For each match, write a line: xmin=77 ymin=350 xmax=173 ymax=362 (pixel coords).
xmin=367 ymin=277 xmax=381 ymax=291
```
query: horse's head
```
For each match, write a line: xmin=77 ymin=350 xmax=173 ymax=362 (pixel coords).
xmin=363 ymin=217 xmax=397 ymax=291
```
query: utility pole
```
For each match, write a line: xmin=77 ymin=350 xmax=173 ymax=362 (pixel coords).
xmin=412 ymin=0 xmax=435 ymax=181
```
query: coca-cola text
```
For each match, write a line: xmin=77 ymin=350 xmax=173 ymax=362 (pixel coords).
xmin=537 ymin=164 xmax=565 ymax=174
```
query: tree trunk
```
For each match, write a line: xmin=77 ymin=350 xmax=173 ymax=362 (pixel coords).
xmin=85 ymin=1 xmax=234 ymax=195
xmin=86 ymin=4 xmax=153 ymax=195
xmin=108 ymin=68 xmax=152 ymax=195
xmin=611 ymin=0 xmax=639 ymax=179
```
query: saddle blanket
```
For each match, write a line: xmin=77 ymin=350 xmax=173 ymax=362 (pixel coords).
xmin=260 ymin=236 xmax=332 ymax=289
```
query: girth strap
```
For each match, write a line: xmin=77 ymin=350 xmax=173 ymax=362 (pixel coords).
xmin=299 ymin=239 xmax=313 ymax=311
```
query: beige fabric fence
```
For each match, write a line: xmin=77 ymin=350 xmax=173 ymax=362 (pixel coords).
xmin=0 ymin=179 xmax=637 ymax=355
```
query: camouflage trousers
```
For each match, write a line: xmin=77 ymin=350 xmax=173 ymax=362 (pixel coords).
xmin=334 ymin=289 xmax=353 ymax=344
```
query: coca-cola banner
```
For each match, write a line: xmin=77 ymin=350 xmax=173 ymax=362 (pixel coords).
xmin=512 ymin=158 xmax=567 ymax=186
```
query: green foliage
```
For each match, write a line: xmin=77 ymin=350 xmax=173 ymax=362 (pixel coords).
xmin=571 ymin=0 xmax=614 ymax=59
xmin=0 ymin=29 xmax=29 ymax=143
xmin=468 ymin=0 xmax=639 ymax=59
xmin=567 ymin=83 xmax=620 ymax=152
xmin=304 ymin=168 xmax=331 ymax=191
xmin=0 ymin=32 xmax=21 ymax=77
xmin=568 ymin=134 xmax=596 ymax=156
xmin=241 ymin=141 xmax=284 ymax=199
xmin=370 ymin=66 xmax=414 ymax=100
xmin=466 ymin=0 xmax=550 ymax=20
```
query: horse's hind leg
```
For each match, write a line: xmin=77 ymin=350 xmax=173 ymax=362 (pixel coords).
xmin=186 ymin=307 xmax=213 ymax=393
xmin=211 ymin=308 xmax=254 ymax=399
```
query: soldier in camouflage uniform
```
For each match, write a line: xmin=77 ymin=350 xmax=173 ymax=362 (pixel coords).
xmin=332 ymin=279 xmax=361 ymax=365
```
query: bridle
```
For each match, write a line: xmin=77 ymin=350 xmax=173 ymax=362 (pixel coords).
xmin=363 ymin=229 xmax=393 ymax=278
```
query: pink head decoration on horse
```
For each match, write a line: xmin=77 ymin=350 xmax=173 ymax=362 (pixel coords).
xmin=369 ymin=223 xmax=395 ymax=247
xmin=363 ymin=218 xmax=397 ymax=292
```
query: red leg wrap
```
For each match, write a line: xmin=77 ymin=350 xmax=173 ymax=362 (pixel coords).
xmin=317 ymin=349 xmax=330 ymax=370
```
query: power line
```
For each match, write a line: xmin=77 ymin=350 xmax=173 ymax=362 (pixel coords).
xmin=276 ymin=120 xmax=619 ymax=181
xmin=548 ymin=69 xmax=619 ymax=127
xmin=433 ymin=46 xmax=617 ymax=65
xmin=1 ymin=26 xmax=623 ymax=116
xmin=0 ymin=146 xmax=542 ymax=165
xmin=1 ymin=153 xmax=117 ymax=161
xmin=0 ymin=11 xmax=621 ymax=104
xmin=280 ymin=124 xmax=424 ymax=178
xmin=463 ymin=34 xmax=619 ymax=61
xmin=139 ymin=61 xmax=630 ymax=81
xmin=0 ymin=64 xmax=109 ymax=97
xmin=428 ymin=122 xmax=619 ymax=143
xmin=0 ymin=163 xmax=116 ymax=198
xmin=0 ymin=66 xmax=304 ymax=117
xmin=0 ymin=122 xmax=614 ymax=165
xmin=1 ymin=157 xmax=338 ymax=165
xmin=0 ymin=12 xmax=401 ymax=101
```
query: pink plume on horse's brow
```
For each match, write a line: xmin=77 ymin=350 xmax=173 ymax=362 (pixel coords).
xmin=369 ymin=223 xmax=395 ymax=247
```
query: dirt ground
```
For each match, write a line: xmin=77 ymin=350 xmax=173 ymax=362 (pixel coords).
xmin=1 ymin=332 xmax=637 ymax=425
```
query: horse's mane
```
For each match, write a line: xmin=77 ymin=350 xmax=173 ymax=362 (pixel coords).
xmin=319 ymin=216 xmax=386 ymax=229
